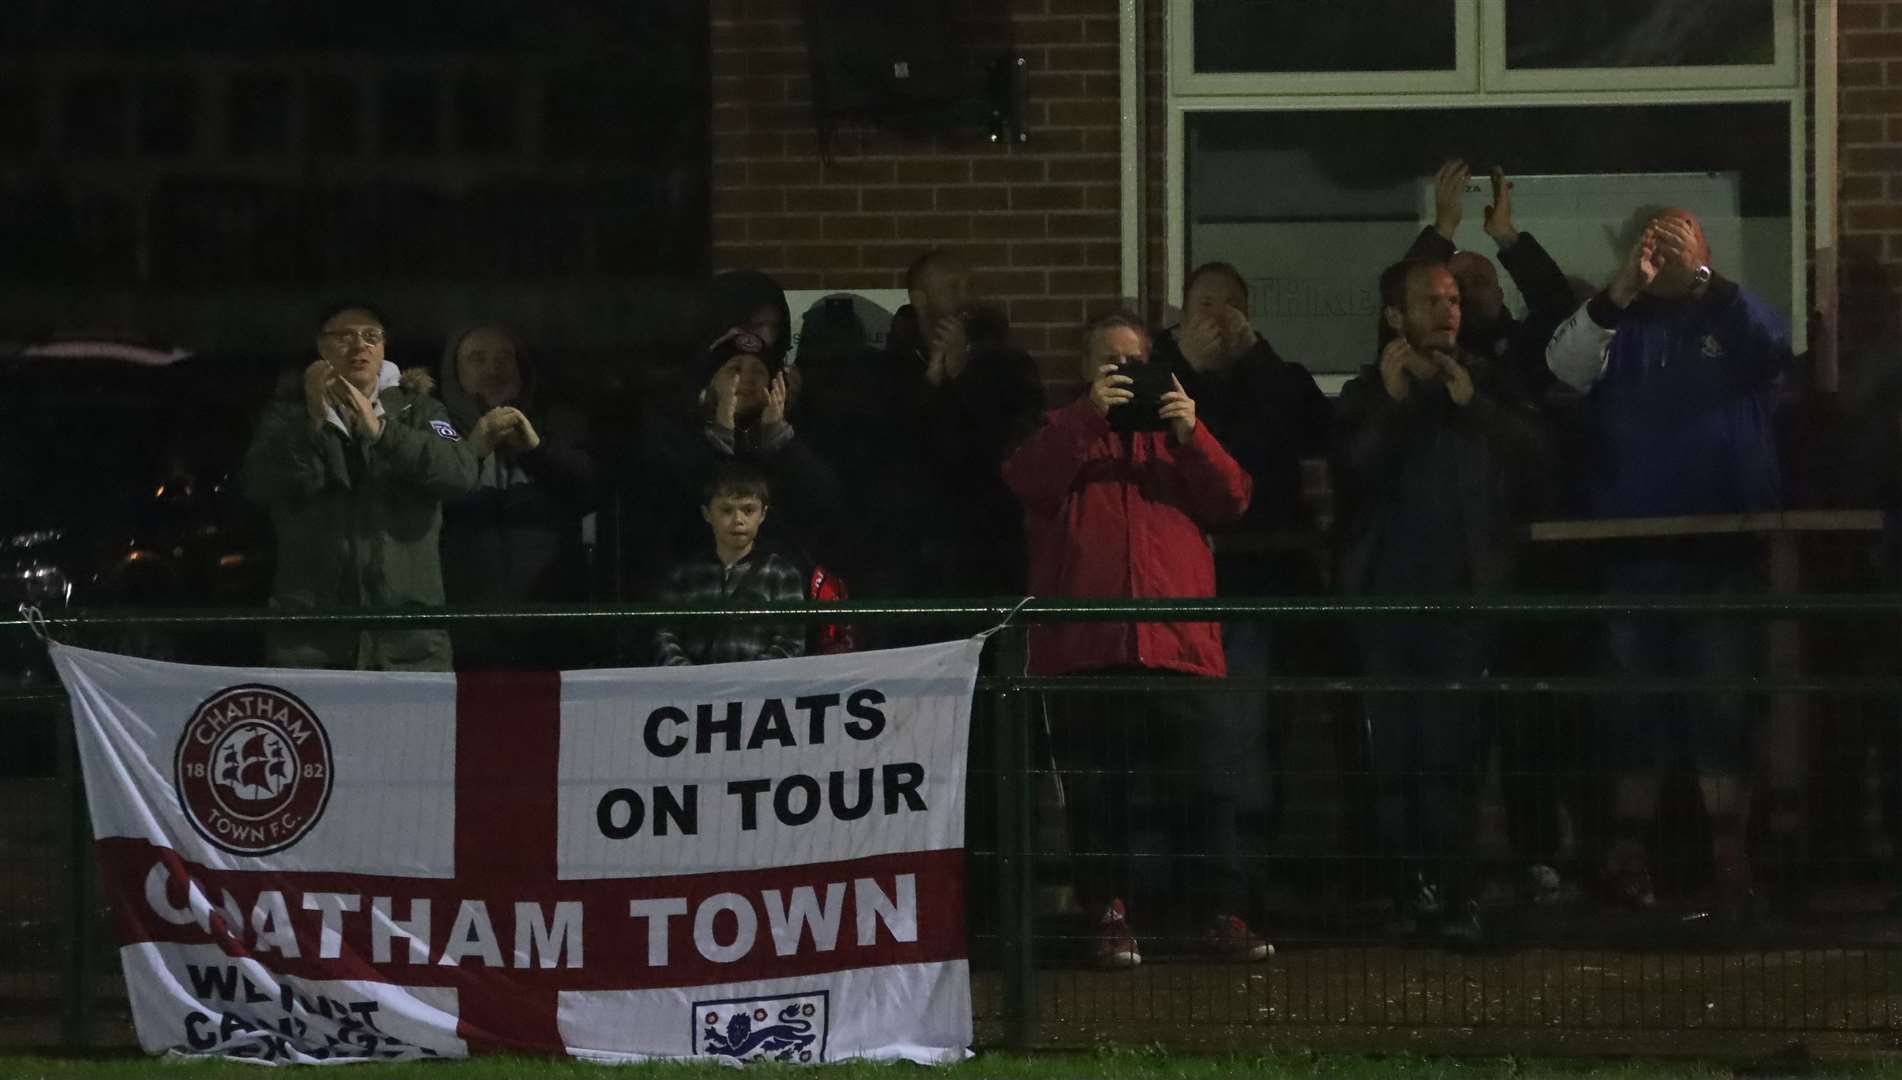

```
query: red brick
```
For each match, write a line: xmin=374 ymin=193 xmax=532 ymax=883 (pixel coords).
xmin=1844 ymin=88 xmax=1902 ymax=115
xmin=1026 ymin=129 xmax=1088 ymax=153
xmin=1843 ymin=175 xmax=1884 ymax=201
xmin=712 ymin=243 xmax=783 ymax=268
xmin=1841 ymin=61 xmax=1883 ymax=87
xmin=1027 ymin=72 xmax=1088 ymax=99
xmin=1046 ymin=211 xmax=1117 ymax=238
xmin=1010 ymin=185 xmax=1087 ymax=211
xmin=785 ymin=187 xmax=859 ymax=212
xmin=960 ymin=243 xmax=1013 ymax=269
xmin=712 ymin=103 xmax=750 ymax=133
xmin=896 ymin=159 xmax=971 ymax=184
xmin=979 ymin=268 xmax=1047 ymax=295
xmin=823 ymin=214 xmax=897 ymax=241
xmin=1847 ymin=146 xmax=1902 ymax=171
xmin=971 ymin=213 xmax=1049 ymax=239
xmin=1084 ymin=241 xmax=1120 ymax=265
xmin=1011 ymin=241 xmax=1087 ymax=266
xmin=1015 ymin=17 xmax=1087 ymax=46
xmin=1011 ymin=297 xmax=1085 ymax=324
xmin=894 ymin=215 xmax=974 ymax=239
xmin=1082 ymin=128 xmax=1123 ymax=154
xmin=973 ymin=157 xmax=1047 ymax=183
xmin=1046 ymin=158 xmax=1119 ymax=186
xmin=1048 ymin=99 xmax=1121 ymax=128
xmin=1082 ymin=16 xmax=1120 ymax=44
xmin=1046 ymin=0 xmax=1115 ymax=15
xmin=1844 ymin=31 xmax=1902 ymax=60
xmin=1844 ymin=3 xmax=1884 ymax=31
xmin=937 ymin=185 xmax=1012 ymax=211
xmin=784 ymin=243 xmax=860 ymax=269
xmin=862 ymin=187 xmax=935 ymax=212
xmin=760 ymin=216 xmax=823 ymax=242
xmin=717 ymin=187 xmax=784 ymax=214
xmin=1049 ymin=268 xmax=1119 ymax=295
xmin=818 ymin=159 xmax=896 ymax=184
xmin=1044 ymin=44 xmax=1118 ymax=73
xmin=1845 ymin=117 xmax=1888 ymax=145
xmin=1847 ymin=204 xmax=1902 ymax=230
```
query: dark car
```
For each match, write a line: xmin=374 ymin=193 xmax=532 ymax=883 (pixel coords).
xmin=1 ymin=339 xmax=278 ymax=718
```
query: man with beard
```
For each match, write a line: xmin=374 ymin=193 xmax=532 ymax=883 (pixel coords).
xmin=1334 ymin=259 xmax=1549 ymax=942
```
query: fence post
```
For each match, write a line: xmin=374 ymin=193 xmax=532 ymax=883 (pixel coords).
xmin=58 ymin=704 xmax=93 ymax=1052
xmin=992 ymin=625 xmax=1036 ymax=1050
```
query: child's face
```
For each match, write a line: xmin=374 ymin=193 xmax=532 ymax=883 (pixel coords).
xmin=702 ymin=493 xmax=767 ymax=549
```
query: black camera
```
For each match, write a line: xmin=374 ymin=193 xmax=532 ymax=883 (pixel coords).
xmin=1106 ymin=361 xmax=1173 ymax=433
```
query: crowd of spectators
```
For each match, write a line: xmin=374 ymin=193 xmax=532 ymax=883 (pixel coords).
xmin=248 ymin=162 xmax=1862 ymax=967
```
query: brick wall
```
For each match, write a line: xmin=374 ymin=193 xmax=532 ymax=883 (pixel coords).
xmin=1839 ymin=0 xmax=1902 ymax=352
xmin=709 ymin=0 xmax=1147 ymax=390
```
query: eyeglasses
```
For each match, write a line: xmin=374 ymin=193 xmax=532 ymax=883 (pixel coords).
xmin=321 ymin=327 xmax=386 ymax=347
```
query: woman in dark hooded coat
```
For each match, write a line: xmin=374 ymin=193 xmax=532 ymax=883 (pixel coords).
xmin=625 ymin=271 xmax=841 ymax=599
xmin=436 ymin=324 xmax=597 ymax=668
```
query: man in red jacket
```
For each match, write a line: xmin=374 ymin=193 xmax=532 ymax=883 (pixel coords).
xmin=1004 ymin=310 xmax=1258 ymax=969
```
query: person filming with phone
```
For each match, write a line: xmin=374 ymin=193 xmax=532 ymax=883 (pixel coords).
xmin=1004 ymin=310 xmax=1265 ymax=969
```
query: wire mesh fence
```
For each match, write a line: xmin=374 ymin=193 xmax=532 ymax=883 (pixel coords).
xmin=6 ymin=596 xmax=1902 ymax=1056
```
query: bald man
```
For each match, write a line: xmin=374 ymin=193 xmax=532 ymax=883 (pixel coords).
xmin=1405 ymin=162 xmax=1578 ymax=395
xmin=1546 ymin=207 xmax=1791 ymax=919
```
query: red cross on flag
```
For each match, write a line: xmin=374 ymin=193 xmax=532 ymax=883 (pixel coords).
xmin=51 ymin=638 xmax=980 ymax=1065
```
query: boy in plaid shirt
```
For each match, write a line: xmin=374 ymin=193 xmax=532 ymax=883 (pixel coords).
xmin=652 ymin=463 xmax=807 ymax=666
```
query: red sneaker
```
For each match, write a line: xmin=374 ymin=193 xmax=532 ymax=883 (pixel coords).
xmin=1093 ymin=899 xmax=1142 ymax=969
xmin=1203 ymin=913 xmax=1273 ymax=962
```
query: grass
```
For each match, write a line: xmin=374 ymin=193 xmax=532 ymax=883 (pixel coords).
xmin=0 ymin=1049 xmax=1895 ymax=1080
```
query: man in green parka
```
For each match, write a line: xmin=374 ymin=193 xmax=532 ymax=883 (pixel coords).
xmin=241 ymin=302 xmax=523 ymax=670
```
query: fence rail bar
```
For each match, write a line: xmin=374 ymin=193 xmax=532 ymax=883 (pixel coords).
xmin=10 ymin=592 xmax=1902 ymax=635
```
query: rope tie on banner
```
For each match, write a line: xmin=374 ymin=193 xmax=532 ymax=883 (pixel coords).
xmin=974 ymin=596 xmax=1032 ymax=643
xmin=18 ymin=603 xmax=55 ymax=644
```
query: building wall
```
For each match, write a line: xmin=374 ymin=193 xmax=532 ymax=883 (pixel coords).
xmin=1840 ymin=0 xmax=1902 ymax=350
xmin=715 ymin=3 xmax=1891 ymax=380
xmin=709 ymin=0 xmax=1151 ymax=390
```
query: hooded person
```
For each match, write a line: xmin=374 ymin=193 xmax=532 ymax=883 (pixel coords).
xmin=240 ymin=301 xmax=487 ymax=671
xmin=435 ymin=324 xmax=597 ymax=669
xmin=626 ymin=313 xmax=842 ymax=603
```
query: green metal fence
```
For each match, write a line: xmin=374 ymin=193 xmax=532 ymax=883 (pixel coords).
xmin=7 ymin=595 xmax=1902 ymax=1058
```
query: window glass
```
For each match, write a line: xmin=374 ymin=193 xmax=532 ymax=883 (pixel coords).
xmin=1504 ymin=0 xmax=1775 ymax=69
xmin=1193 ymin=0 xmax=1457 ymax=73
xmin=1185 ymin=104 xmax=1792 ymax=375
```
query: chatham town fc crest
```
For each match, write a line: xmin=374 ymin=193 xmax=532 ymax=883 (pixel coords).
xmin=174 ymin=684 xmax=334 ymax=856
xmin=693 ymin=991 xmax=828 ymax=1063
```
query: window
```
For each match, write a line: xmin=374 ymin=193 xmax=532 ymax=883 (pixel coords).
xmin=1175 ymin=0 xmax=1476 ymax=94
xmin=1183 ymin=104 xmax=1794 ymax=377
xmin=1164 ymin=0 xmax=1807 ymax=366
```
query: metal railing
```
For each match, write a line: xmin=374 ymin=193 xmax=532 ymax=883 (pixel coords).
xmin=7 ymin=594 xmax=1902 ymax=1057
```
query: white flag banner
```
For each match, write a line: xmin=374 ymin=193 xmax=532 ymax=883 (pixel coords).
xmin=50 ymin=638 xmax=982 ymax=1065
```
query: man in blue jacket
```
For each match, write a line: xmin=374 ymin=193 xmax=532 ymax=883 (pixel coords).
xmin=1547 ymin=208 xmax=1790 ymax=916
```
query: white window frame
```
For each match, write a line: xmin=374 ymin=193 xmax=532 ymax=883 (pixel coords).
xmin=1170 ymin=0 xmax=1478 ymax=98
xmin=1479 ymin=0 xmax=1798 ymax=92
xmin=1159 ymin=0 xmax=1810 ymax=370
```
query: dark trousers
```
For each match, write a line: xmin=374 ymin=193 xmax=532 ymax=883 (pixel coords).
xmin=1044 ymin=665 xmax=1271 ymax=930
xmin=1356 ymin=617 xmax=1494 ymax=901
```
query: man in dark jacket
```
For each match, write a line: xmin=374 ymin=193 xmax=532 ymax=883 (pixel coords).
xmin=1150 ymin=260 xmax=1332 ymax=917
xmin=1546 ymin=208 xmax=1791 ymax=913
xmin=242 ymin=302 xmax=494 ymax=671
xmin=1005 ymin=311 xmax=1261 ymax=968
xmin=882 ymin=249 xmax=1046 ymax=599
xmin=1334 ymin=259 xmax=1549 ymax=940
xmin=436 ymin=324 xmax=596 ymax=669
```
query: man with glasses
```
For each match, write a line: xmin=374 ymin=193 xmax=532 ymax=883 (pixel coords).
xmin=241 ymin=302 xmax=513 ymax=670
